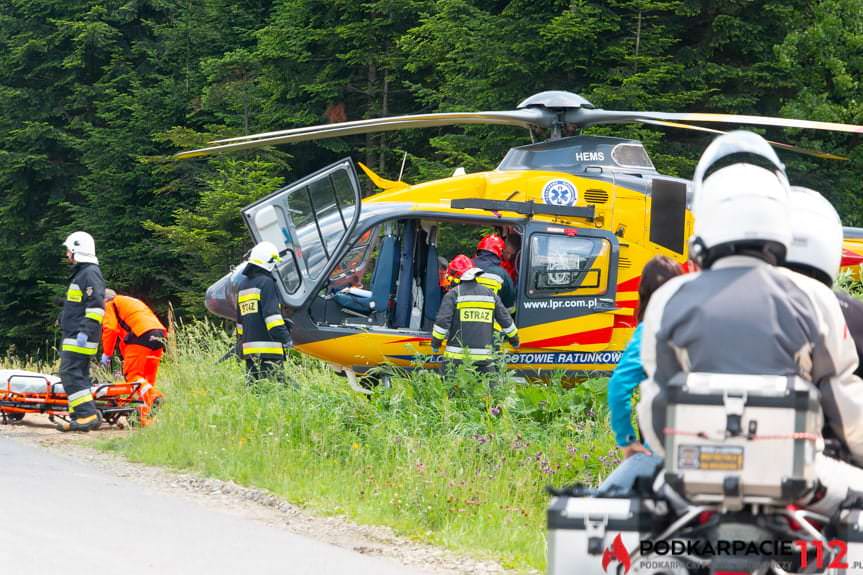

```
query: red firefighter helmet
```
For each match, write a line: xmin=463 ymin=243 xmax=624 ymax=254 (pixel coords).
xmin=446 ymin=254 xmax=474 ymax=281
xmin=477 ymin=234 xmax=505 ymax=258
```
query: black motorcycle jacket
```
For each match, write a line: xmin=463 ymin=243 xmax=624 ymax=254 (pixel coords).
xmin=836 ymin=290 xmax=863 ymax=379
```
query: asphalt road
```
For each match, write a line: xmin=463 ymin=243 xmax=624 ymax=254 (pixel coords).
xmin=0 ymin=436 xmax=434 ymax=575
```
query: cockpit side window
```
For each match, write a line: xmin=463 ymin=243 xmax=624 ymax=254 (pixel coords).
xmin=527 ymin=234 xmax=610 ymax=297
xmin=287 ymin=173 xmax=357 ymax=280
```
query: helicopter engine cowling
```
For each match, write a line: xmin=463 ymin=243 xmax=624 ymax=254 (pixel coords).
xmin=204 ymin=262 xmax=248 ymax=322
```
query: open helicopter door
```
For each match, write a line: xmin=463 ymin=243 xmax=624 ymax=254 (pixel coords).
xmin=242 ymin=159 xmax=362 ymax=307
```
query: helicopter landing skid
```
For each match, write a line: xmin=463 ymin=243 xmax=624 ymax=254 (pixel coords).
xmin=328 ymin=364 xmax=372 ymax=395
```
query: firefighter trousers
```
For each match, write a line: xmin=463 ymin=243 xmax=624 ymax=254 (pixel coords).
xmin=245 ymin=357 xmax=286 ymax=385
xmin=60 ymin=350 xmax=97 ymax=420
xmin=442 ymin=359 xmax=495 ymax=378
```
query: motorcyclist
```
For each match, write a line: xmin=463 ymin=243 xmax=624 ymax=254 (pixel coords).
xmin=636 ymin=131 xmax=863 ymax=515
xmin=784 ymin=186 xmax=863 ymax=379
xmin=780 ymin=185 xmax=863 ymax=511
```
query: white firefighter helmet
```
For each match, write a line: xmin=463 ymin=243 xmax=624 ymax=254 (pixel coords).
xmin=689 ymin=131 xmax=792 ymax=267
xmin=63 ymin=231 xmax=98 ymax=264
xmin=787 ymin=186 xmax=843 ymax=285
xmin=248 ymin=241 xmax=281 ymax=272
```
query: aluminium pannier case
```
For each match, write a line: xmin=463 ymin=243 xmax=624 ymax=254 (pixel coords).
xmin=663 ymin=372 xmax=822 ymax=506
xmin=547 ymin=494 xmax=669 ymax=575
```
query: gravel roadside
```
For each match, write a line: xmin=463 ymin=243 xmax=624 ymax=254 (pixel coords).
xmin=0 ymin=416 xmax=535 ymax=575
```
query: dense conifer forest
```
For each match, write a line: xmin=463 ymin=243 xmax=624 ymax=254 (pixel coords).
xmin=2 ymin=0 xmax=861 ymax=353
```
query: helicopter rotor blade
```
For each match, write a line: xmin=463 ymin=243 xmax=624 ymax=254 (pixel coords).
xmin=176 ymin=112 xmax=552 ymax=159
xmin=568 ymin=108 xmax=863 ymax=135
xmin=640 ymin=119 xmax=849 ymax=161
xmin=207 ymin=110 xmax=554 ymax=145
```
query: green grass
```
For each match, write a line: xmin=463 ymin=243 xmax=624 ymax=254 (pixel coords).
xmin=99 ymin=321 xmax=618 ymax=571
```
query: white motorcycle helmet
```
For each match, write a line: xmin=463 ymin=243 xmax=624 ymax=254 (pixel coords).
xmin=63 ymin=231 xmax=98 ymax=264
xmin=786 ymin=186 xmax=843 ymax=286
xmin=689 ymin=131 xmax=792 ymax=268
xmin=248 ymin=241 xmax=281 ymax=272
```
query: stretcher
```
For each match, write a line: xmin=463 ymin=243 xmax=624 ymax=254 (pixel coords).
xmin=0 ymin=369 xmax=162 ymax=428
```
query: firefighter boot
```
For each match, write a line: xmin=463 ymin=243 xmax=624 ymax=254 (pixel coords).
xmin=56 ymin=411 xmax=102 ymax=433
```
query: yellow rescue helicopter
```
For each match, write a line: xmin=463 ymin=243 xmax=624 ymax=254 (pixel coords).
xmin=178 ymin=91 xmax=863 ymax=381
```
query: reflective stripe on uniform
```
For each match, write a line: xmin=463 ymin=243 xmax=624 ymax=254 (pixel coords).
xmin=139 ymin=383 xmax=153 ymax=399
xmin=236 ymin=324 xmax=244 ymax=335
xmin=446 ymin=345 xmax=492 ymax=357
xmin=456 ymin=294 xmax=495 ymax=303
xmin=85 ymin=307 xmax=105 ymax=323
xmin=238 ymin=288 xmax=262 ymax=303
xmin=444 ymin=345 xmax=492 ymax=357
xmin=476 ymin=277 xmax=502 ymax=293
xmin=501 ymin=323 xmax=518 ymax=336
xmin=241 ymin=341 xmax=285 ymax=356
xmin=432 ymin=325 xmax=448 ymax=340
xmin=456 ymin=301 xmax=495 ymax=310
xmin=265 ymin=314 xmax=285 ymax=330
xmin=67 ymin=283 xmax=83 ymax=302
xmin=61 ymin=338 xmax=99 ymax=356
xmin=68 ymin=389 xmax=94 ymax=409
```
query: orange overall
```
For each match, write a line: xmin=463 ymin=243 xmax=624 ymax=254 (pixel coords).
xmin=102 ymin=295 xmax=166 ymax=423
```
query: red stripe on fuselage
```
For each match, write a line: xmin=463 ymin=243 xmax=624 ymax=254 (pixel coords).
xmin=523 ymin=326 xmax=614 ymax=348
xmin=616 ymin=276 xmax=641 ymax=292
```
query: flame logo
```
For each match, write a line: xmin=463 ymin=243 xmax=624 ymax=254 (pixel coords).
xmin=601 ymin=533 xmax=632 ymax=574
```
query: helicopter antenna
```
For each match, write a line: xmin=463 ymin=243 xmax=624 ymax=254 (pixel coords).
xmin=398 ymin=151 xmax=408 ymax=182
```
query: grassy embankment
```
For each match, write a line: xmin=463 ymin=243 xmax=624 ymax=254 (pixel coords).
xmin=100 ymin=322 xmax=618 ymax=571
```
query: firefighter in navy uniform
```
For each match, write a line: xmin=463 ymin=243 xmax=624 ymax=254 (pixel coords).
xmin=57 ymin=231 xmax=106 ymax=432
xmin=472 ymin=234 xmax=517 ymax=310
xmin=236 ymin=241 xmax=292 ymax=384
xmin=431 ymin=255 xmax=519 ymax=374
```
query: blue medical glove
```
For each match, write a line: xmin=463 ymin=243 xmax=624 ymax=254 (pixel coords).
xmin=76 ymin=332 xmax=88 ymax=347
xmin=100 ymin=354 xmax=111 ymax=368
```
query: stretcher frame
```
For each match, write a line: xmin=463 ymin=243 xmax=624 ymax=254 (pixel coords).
xmin=0 ymin=372 xmax=156 ymax=428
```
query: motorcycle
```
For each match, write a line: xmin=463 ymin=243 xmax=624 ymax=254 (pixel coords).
xmin=547 ymin=373 xmax=863 ymax=575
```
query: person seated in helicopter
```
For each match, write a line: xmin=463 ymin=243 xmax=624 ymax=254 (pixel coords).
xmin=501 ymin=232 xmax=520 ymax=283
xmin=472 ymin=234 xmax=516 ymax=310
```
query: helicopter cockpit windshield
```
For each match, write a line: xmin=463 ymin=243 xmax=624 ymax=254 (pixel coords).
xmin=497 ymin=135 xmax=655 ymax=173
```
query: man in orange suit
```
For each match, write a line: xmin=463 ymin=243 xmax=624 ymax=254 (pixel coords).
xmin=100 ymin=289 xmax=167 ymax=419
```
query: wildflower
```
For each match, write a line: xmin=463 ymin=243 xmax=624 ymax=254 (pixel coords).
xmin=351 ymin=442 xmax=360 ymax=450
xmin=489 ymin=405 xmax=501 ymax=417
